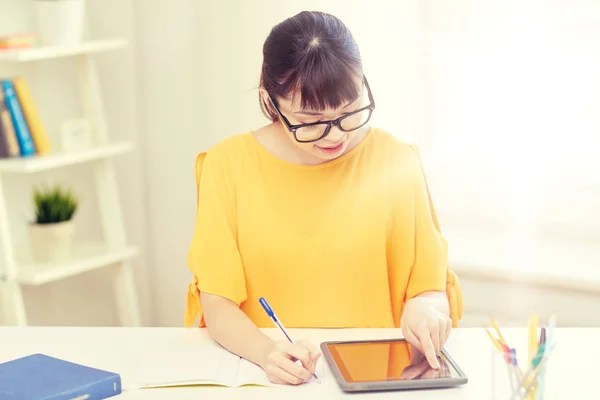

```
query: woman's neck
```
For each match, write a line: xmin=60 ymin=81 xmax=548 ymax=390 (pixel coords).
xmin=253 ymin=122 xmax=369 ymax=166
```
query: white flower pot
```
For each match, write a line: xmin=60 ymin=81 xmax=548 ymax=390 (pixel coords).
xmin=33 ymin=0 xmax=87 ymax=46
xmin=29 ymin=220 xmax=75 ymax=263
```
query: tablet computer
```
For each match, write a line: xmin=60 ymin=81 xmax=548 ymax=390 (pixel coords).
xmin=321 ymin=338 xmax=468 ymax=392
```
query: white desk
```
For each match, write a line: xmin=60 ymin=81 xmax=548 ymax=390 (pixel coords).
xmin=0 ymin=327 xmax=592 ymax=399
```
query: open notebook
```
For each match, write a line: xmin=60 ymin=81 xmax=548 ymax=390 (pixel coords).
xmin=127 ymin=341 xmax=324 ymax=389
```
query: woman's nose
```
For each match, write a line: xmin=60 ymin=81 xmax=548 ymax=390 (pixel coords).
xmin=326 ymin=125 xmax=345 ymax=142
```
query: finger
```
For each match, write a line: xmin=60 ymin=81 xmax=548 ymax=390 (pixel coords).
xmin=308 ymin=355 xmax=319 ymax=373
xmin=440 ymin=317 xmax=451 ymax=352
xmin=438 ymin=320 xmax=447 ymax=354
xmin=274 ymin=353 xmax=312 ymax=381
xmin=297 ymin=339 xmax=321 ymax=369
xmin=298 ymin=339 xmax=321 ymax=359
xmin=427 ymin=319 xmax=440 ymax=355
xmin=408 ymin=339 xmax=425 ymax=363
xmin=430 ymin=328 xmax=441 ymax=356
xmin=418 ymin=326 xmax=440 ymax=370
xmin=267 ymin=364 xmax=304 ymax=385
xmin=286 ymin=344 xmax=311 ymax=368
xmin=302 ymin=359 xmax=316 ymax=376
xmin=403 ymin=326 xmax=423 ymax=354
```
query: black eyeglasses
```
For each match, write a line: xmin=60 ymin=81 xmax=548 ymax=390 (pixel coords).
xmin=267 ymin=76 xmax=376 ymax=143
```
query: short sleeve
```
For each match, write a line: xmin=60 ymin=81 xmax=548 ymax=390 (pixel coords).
xmin=404 ymin=144 xmax=448 ymax=300
xmin=184 ymin=152 xmax=247 ymax=327
xmin=404 ymin=144 xmax=463 ymax=327
xmin=385 ymin=143 xmax=463 ymax=328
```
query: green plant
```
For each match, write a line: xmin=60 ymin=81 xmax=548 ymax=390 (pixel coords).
xmin=33 ymin=184 xmax=78 ymax=224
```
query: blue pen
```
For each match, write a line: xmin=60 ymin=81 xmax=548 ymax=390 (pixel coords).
xmin=259 ymin=297 xmax=320 ymax=382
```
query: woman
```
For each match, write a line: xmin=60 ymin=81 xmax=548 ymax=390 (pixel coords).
xmin=185 ymin=11 xmax=463 ymax=385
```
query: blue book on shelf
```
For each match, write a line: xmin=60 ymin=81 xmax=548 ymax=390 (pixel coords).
xmin=0 ymin=353 xmax=122 ymax=400
xmin=0 ymin=80 xmax=35 ymax=157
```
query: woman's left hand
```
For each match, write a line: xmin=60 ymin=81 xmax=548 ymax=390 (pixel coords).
xmin=400 ymin=295 xmax=452 ymax=370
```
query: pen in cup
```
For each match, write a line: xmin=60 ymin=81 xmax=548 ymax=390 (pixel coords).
xmin=537 ymin=316 xmax=555 ymax=399
xmin=259 ymin=297 xmax=320 ymax=382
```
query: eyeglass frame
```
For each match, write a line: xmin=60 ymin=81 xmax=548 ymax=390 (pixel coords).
xmin=266 ymin=75 xmax=376 ymax=143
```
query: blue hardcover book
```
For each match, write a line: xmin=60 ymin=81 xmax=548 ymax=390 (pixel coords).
xmin=0 ymin=353 xmax=122 ymax=400
xmin=0 ymin=80 xmax=35 ymax=156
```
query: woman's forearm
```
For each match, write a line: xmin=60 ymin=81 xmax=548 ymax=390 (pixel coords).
xmin=200 ymin=292 xmax=275 ymax=368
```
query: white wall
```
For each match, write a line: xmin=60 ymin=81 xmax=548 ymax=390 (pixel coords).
xmin=6 ymin=1 xmax=594 ymax=328
xmin=134 ymin=0 xmax=425 ymax=326
xmin=0 ymin=0 xmax=152 ymax=326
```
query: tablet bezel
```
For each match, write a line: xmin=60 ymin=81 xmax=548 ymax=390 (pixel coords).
xmin=320 ymin=338 xmax=468 ymax=393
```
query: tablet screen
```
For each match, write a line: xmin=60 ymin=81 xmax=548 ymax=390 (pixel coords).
xmin=325 ymin=340 xmax=461 ymax=383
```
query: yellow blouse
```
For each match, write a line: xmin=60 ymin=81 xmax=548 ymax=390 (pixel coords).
xmin=185 ymin=128 xmax=463 ymax=328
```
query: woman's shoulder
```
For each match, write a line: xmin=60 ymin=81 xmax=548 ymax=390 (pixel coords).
xmin=196 ymin=132 xmax=253 ymax=165
xmin=201 ymin=132 xmax=253 ymax=160
xmin=369 ymin=127 xmax=422 ymax=165
xmin=192 ymin=132 xmax=254 ymax=181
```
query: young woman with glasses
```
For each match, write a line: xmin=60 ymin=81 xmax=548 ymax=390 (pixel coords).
xmin=185 ymin=10 xmax=464 ymax=385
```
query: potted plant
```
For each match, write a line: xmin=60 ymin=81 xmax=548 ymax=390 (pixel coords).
xmin=33 ymin=0 xmax=87 ymax=46
xmin=29 ymin=184 xmax=78 ymax=263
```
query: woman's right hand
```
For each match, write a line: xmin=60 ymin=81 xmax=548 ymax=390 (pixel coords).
xmin=400 ymin=345 xmax=451 ymax=380
xmin=261 ymin=339 xmax=321 ymax=385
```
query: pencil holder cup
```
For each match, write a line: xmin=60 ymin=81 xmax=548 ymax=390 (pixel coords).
xmin=491 ymin=347 xmax=547 ymax=400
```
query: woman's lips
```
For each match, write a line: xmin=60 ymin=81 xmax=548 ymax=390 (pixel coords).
xmin=316 ymin=141 xmax=344 ymax=154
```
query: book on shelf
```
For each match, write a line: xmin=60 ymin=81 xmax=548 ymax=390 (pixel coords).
xmin=0 ymin=89 xmax=20 ymax=158
xmin=0 ymin=77 xmax=52 ymax=159
xmin=0 ymin=33 xmax=36 ymax=50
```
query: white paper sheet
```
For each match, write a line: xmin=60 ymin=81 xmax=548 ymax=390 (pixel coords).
xmin=127 ymin=343 xmax=324 ymax=389
xmin=128 ymin=344 xmax=224 ymax=388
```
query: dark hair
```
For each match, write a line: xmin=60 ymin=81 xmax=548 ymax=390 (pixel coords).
xmin=259 ymin=11 xmax=363 ymax=121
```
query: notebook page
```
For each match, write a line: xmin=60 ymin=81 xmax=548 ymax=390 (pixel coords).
xmin=236 ymin=359 xmax=274 ymax=387
xmin=128 ymin=344 xmax=226 ymax=389
xmin=236 ymin=357 xmax=325 ymax=387
xmin=216 ymin=348 xmax=241 ymax=387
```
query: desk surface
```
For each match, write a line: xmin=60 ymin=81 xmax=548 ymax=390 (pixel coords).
xmin=0 ymin=327 xmax=592 ymax=399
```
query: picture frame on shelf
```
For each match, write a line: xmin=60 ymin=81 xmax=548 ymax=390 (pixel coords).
xmin=60 ymin=118 xmax=93 ymax=152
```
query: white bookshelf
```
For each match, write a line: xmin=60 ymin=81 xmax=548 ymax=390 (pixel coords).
xmin=0 ymin=141 xmax=133 ymax=173
xmin=13 ymin=242 xmax=138 ymax=286
xmin=0 ymin=39 xmax=141 ymax=327
xmin=0 ymin=39 xmax=127 ymax=62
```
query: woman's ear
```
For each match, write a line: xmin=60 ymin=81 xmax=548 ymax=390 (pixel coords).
xmin=259 ymin=88 xmax=278 ymax=121
xmin=259 ymin=88 xmax=271 ymax=106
